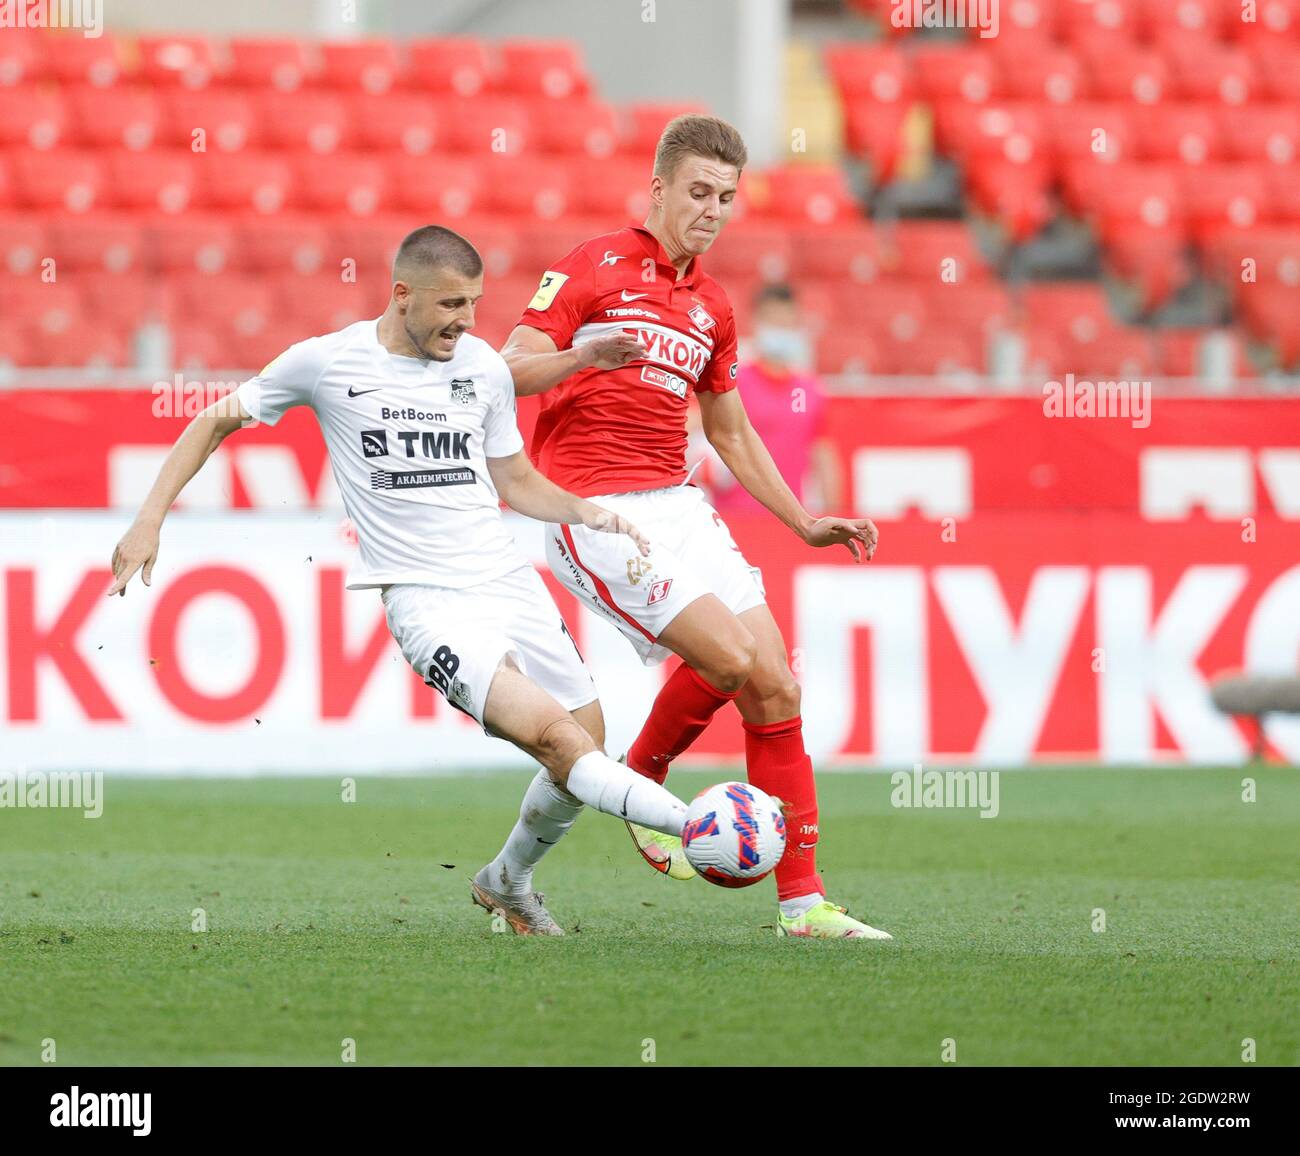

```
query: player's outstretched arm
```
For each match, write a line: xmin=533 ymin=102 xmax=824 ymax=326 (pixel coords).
xmin=697 ymin=389 xmax=877 ymax=563
xmin=107 ymin=398 xmax=252 ymax=596
xmin=501 ymin=325 xmax=647 ymax=397
xmin=487 ymin=451 xmax=650 ymax=556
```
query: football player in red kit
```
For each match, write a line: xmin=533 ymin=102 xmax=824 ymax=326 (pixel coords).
xmin=502 ymin=115 xmax=890 ymax=939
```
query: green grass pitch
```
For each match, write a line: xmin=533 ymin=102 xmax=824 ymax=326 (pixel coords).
xmin=1 ymin=767 xmax=1297 ymax=1066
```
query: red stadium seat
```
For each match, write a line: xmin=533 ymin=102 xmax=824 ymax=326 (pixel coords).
xmin=45 ymin=213 xmax=143 ymax=273
xmin=814 ymin=329 xmax=886 ymax=377
xmin=1219 ymin=105 xmax=1300 ymax=165
xmin=0 ymin=213 xmax=44 ymax=275
xmin=294 ymin=153 xmax=388 ymax=217
xmin=257 ymin=90 xmax=350 ymax=154
xmin=137 ymin=35 xmax=220 ymax=89
xmin=468 ymin=275 xmax=538 ymax=347
xmin=349 ymin=92 xmax=440 ymax=155
xmin=161 ymin=90 xmax=258 ymax=152
xmin=914 ymin=279 xmax=1013 ymax=340
xmin=227 ymin=324 xmax=300 ymax=372
xmin=881 ymin=328 xmax=983 ymax=376
xmin=966 ymin=160 xmax=1055 ymax=240
xmin=620 ymin=103 xmax=706 ymax=158
xmin=1103 ymin=225 xmax=1193 ymax=309
xmin=934 ymin=101 xmax=1048 ymax=168
xmin=1265 ymin=165 xmax=1300 ymax=221
xmin=1156 ymin=327 xmax=1252 ymax=377
xmin=1022 ymin=283 xmax=1115 ymax=345
xmin=175 ymin=273 xmax=273 ymax=337
xmin=480 ymin=157 xmax=573 ymax=222
xmin=0 ymin=87 xmax=67 ymax=149
xmin=200 ymin=151 xmax=294 ymax=215
xmin=0 ymin=277 xmax=83 ymax=334
xmin=496 ymin=39 xmax=589 ymax=100
xmin=1048 ymin=104 xmax=1137 ymax=172
xmin=1137 ymin=0 xmax=1230 ymax=43
xmin=0 ymin=29 xmax=43 ymax=87
xmin=835 ymin=283 xmax=927 ymax=343
xmin=1133 ymin=103 xmax=1222 ymax=165
xmin=387 ymin=155 xmax=484 ymax=218
xmin=747 ymin=165 xmax=858 ymax=226
xmin=326 ymin=216 xmax=411 ymax=275
xmin=66 ymin=85 xmax=161 ymax=151
xmin=233 ymin=215 xmax=329 ymax=275
xmin=0 ymin=321 xmax=34 ymax=367
xmin=405 ymin=39 xmax=492 ymax=97
xmin=39 ymin=32 xmax=127 ymax=87
xmin=841 ymin=101 xmax=912 ymax=180
xmin=275 ymin=272 xmax=378 ymax=332
xmin=514 ymin=221 xmax=614 ymax=280
xmin=0 ymin=154 xmax=10 ymax=208
xmin=78 ymin=271 xmax=175 ymax=330
xmin=1061 ymin=0 xmax=1140 ymax=47
xmin=1061 ymin=325 xmax=1158 ymax=378
xmin=533 ymin=100 xmax=619 ymax=158
xmin=435 ymin=97 xmax=532 ymax=155
xmin=886 ymin=221 xmax=991 ymax=282
xmin=1090 ymin=166 xmax=1186 ymax=241
xmin=226 ymin=38 xmax=313 ymax=91
xmin=703 ymin=224 xmax=793 ymax=283
xmin=27 ymin=321 xmax=128 ymax=367
xmin=105 ymin=150 xmax=197 ymax=214
xmin=453 ymin=220 xmax=521 ymax=279
xmin=147 ymin=215 xmax=237 ymax=274
xmin=10 ymin=149 xmax=105 ymax=212
xmin=170 ymin=325 xmax=225 ymax=370
xmin=1254 ymin=45 xmax=1300 ymax=101
xmin=567 ymin=157 xmax=651 ymax=221
xmin=912 ymin=45 xmax=999 ymax=104
xmin=1235 ymin=284 xmax=1300 ymax=364
xmin=1167 ymin=45 xmax=1258 ymax=105
xmin=788 ymin=224 xmax=882 ymax=283
xmin=1083 ymin=46 xmax=1169 ymax=105
xmin=1229 ymin=0 xmax=1299 ymax=42
xmin=317 ymin=39 xmax=403 ymax=93
xmin=1179 ymin=164 xmax=1272 ymax=240
xmin=823 ymin=43 xmax=913 ymax=103
xmin=994 ymin=45 xmax=1088 ymax=105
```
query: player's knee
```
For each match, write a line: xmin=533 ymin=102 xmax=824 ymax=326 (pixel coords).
xmin=748 ymin=662 xmax=801 ymax=718
xmin=532 ymin=716 xmax=592 ymax=776
xmin=705 ymin=632 xmax=758 ymax=693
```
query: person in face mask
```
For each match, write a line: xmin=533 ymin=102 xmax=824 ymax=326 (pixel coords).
xmin=709 ymin=282 xmax=843 ymax=517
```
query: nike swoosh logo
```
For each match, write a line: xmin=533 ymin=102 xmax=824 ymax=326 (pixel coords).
xmin=620 ymin=290 xmax=649 ymax=302
xmin=348 ymin=387 xmax=381 ymax=397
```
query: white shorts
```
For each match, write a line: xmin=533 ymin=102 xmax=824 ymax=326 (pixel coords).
xmin=382 ymin=564 xmax=597 ymax=727
xmin=546 ymin=484 xmax=767 ymax=666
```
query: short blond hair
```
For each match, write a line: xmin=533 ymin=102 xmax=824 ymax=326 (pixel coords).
xmin=653 ymin=114 xmax=748 ymax=181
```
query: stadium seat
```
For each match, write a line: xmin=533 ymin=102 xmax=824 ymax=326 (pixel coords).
xmin=532 ymin=99 xmax=619 ymax=158
xmin=1103 ymin=225 xmax=1193 ymax=309
xmin=995 ymin=45 xmax=1088 ymax=105
xmin=1048 ymin=104 xmax=1137 ymax=173
xmin=199 ymin=151 xmax=294 ymax=214
xmin=1133 ymin=103 xmax=1222 ymax=165
xmin=965 ymin=160 xmax=1055 ymax=240
xmin=161 ymin=90 xmax=259 ymax=152
xmin=453 ymin=219 xmax=521 ymax=280
xmin=233 ymin=215 xmax=329 ymax=275
xmin=1061 ymin=324 xmax=1159 ymax=378
xmin=1156 ymin=327 xmax=1252 ymax=377
xmin=1231 ymin=0 xmax=1299 ymax=42
xmin=1022 ymin=283 xmax=1115 ymax=345
xmin=703 ymin=224 xmax=792 ymax=283
xmin=1235 ymin=283 xmax=1300 ymax=365
xmin=1265 ymin=165 xmax=1300 ymax=221
xmin=620 ymin=103 xmax=706 ymax=158
xmin=66 ymin=85 xmax=161 ymax=151
xmin=10 ymin=149 xmax=105 ymax=212
xmin=1061 ymin=0 xmax=1140 ymax=47
xmin=147 ymin=215 xmax=238 ymax=274
xmin=257 ymin=90 xmax=350 ymax=153
xmin=137 ymin=35 xmax=221 ymax=89
xmin=787 ymin=224 xmax=882 ymax=283
xmin=169 ymin=324 xmax=225 ymax=370
xmin=105 ymin=150 xmax=198 ymax=214
xmin=496 ymin=40 xmax=589 ymax=100
xmin=349 ymin=92 xmax=440 ymax=155
xmin=174 ymin=273 xmax=274 ymax=337
xmin=226 ymin=38 xmax=313 ymax=91
xmin=914 ymin=279 xmax=1013 ymax=341
xmin=385 ymin=155 xmax=483 ymax=218
xmin=835 ymin=283 xmax=927 ymax=344
xmin=566 ymin=156 xmax=651 ymax=221
xmin=471 ymin=275 xmax=542 ymax=346
xmin=294 ymin=153 xmax=388 ymax=217
xmin=1167 ymin=45 xmax=1258 ymax=104
xmin=513 ymin=221 xmax=608 ymax=278
xmin=434 ymin=97 xmax=533 ymax=155
xmin=0 ymin=277 xmax=83 ymax=334
xmin=1254 ymin=44 xmax=1300 ymax=100
xmin=27 ymin=321 xmax=128 ymax=367
xmin=227 ymin=324 xmax=299 ymax=371
xmin=46 ymin=213 xmax=143 ymax=273
xmin=885 ymin=221 xmax=991 ymax=282
xmin=39 ymin=32 xmax=125 ymax=87
xmin=882 ymin=327 xmax=983 ymax=376
xmin=0 ymin=154 xmax=10 ymax=208
xmin=0 ymin=87 xmax=67 ymax=149
xmin=0 ymin=321 xmax=33 ymax=367
xmin=275 ymin=272 xmax=379 ymax=332
xmin=0 ymin=213 xmax=44 ymax=275
xmin=1219 ymin=105 xmax=1300 ymax=165
xmin=814 ymin=329 xmax=885 ymax=377
xmin=78 ymin=270 xmax=175 ymax=330
xmin=1179 ymin=164 xmax=1272 ymax=241
xmin=841 ymin=101 xmax=912 ymax=180
xmin=823 ymin=43 xmax=913 ymax=103
xmin=746 ymin=165 xmax=858 ymax=225
xmin=480 ymin=157 xmax=573 ymax=222
xmin=1090 ymin=165 xmax=1186 ymax=242
xmin=405 ymin=38 xmax=493 ymax=97
xmin=1083 ymin=47 xmax=1169 ymax=105
xmin=317 ymin=39 xmax=403 ymax=93
xmin=912 ymin=45 xmax=999 ymax=104
xmin=0 ymin=29 xmax=43 ymax=87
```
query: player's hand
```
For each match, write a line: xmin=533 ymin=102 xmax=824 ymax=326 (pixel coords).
xmin=802 ymin=515 xmax=877 ymax=562
xmin=583 ymin=505 xmax=651 ymax=557
xmin=578 ymin=331 xmax=647 ymax=371
xmin=107 ymin=522 xmax=161 ymax=596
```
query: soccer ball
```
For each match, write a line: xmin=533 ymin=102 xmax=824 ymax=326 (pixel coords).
xmin=680 ymin=781 xmax=786 ymax=888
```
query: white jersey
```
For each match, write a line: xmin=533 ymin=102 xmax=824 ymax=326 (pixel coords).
xmin=236 ymin=318 xmax=529 ymax=590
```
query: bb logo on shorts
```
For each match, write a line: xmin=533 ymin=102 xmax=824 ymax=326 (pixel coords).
xmin=647 ymin=578 xmax=673 ymax=605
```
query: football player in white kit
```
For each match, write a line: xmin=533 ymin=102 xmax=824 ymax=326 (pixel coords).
xmin=108 ymin=225 xmax=692 ymax=935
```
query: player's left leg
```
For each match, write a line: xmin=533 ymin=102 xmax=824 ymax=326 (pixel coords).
xmin=734 ymin=604 xmax=891 ymax=941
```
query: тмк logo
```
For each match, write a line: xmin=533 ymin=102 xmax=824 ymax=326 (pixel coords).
xmin=360 ymin=429 xmax=388 ymax=457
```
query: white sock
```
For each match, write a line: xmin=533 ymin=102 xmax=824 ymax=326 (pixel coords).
xmin=564 ymin=751 xmax=686 ymax=836
xmin=779 ymin=891 xmax=824 ymax=919
xmin=484 ymin=770 xmax=585 ymax=897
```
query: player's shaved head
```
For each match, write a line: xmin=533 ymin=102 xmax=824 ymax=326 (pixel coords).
xmin=393 ymin=225 xmax=484 ymax=283
xmin=653 ymin=114 xmax=748 ymax=181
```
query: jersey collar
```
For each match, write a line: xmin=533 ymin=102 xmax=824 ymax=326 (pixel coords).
xmin=628 ymin=224 xmax=701 ymax=287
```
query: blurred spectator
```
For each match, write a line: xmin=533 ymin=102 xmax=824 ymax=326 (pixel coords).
xmin=707 ymin=283 xmax=843 ymax=515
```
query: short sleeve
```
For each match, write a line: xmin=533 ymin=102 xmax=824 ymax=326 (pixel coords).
xmin=515 ymin=245 xmax=596 ymax=350
xmin=696 ymin=307 xmax=739 ymax=395
xmin=235 ymin=338 xmax=325 ymax=427
xmin=483 ymin=353 xmax=526 ymax=459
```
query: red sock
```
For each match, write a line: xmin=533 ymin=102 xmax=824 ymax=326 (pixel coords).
xmin=627 ymin=663 xmax=737 ymax=784
xmin=743 ymin=716 xmax=823 ymax=901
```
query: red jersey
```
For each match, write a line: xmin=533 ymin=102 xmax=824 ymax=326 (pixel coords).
xmin=517 ymin=224 xmax=739 ymax=497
